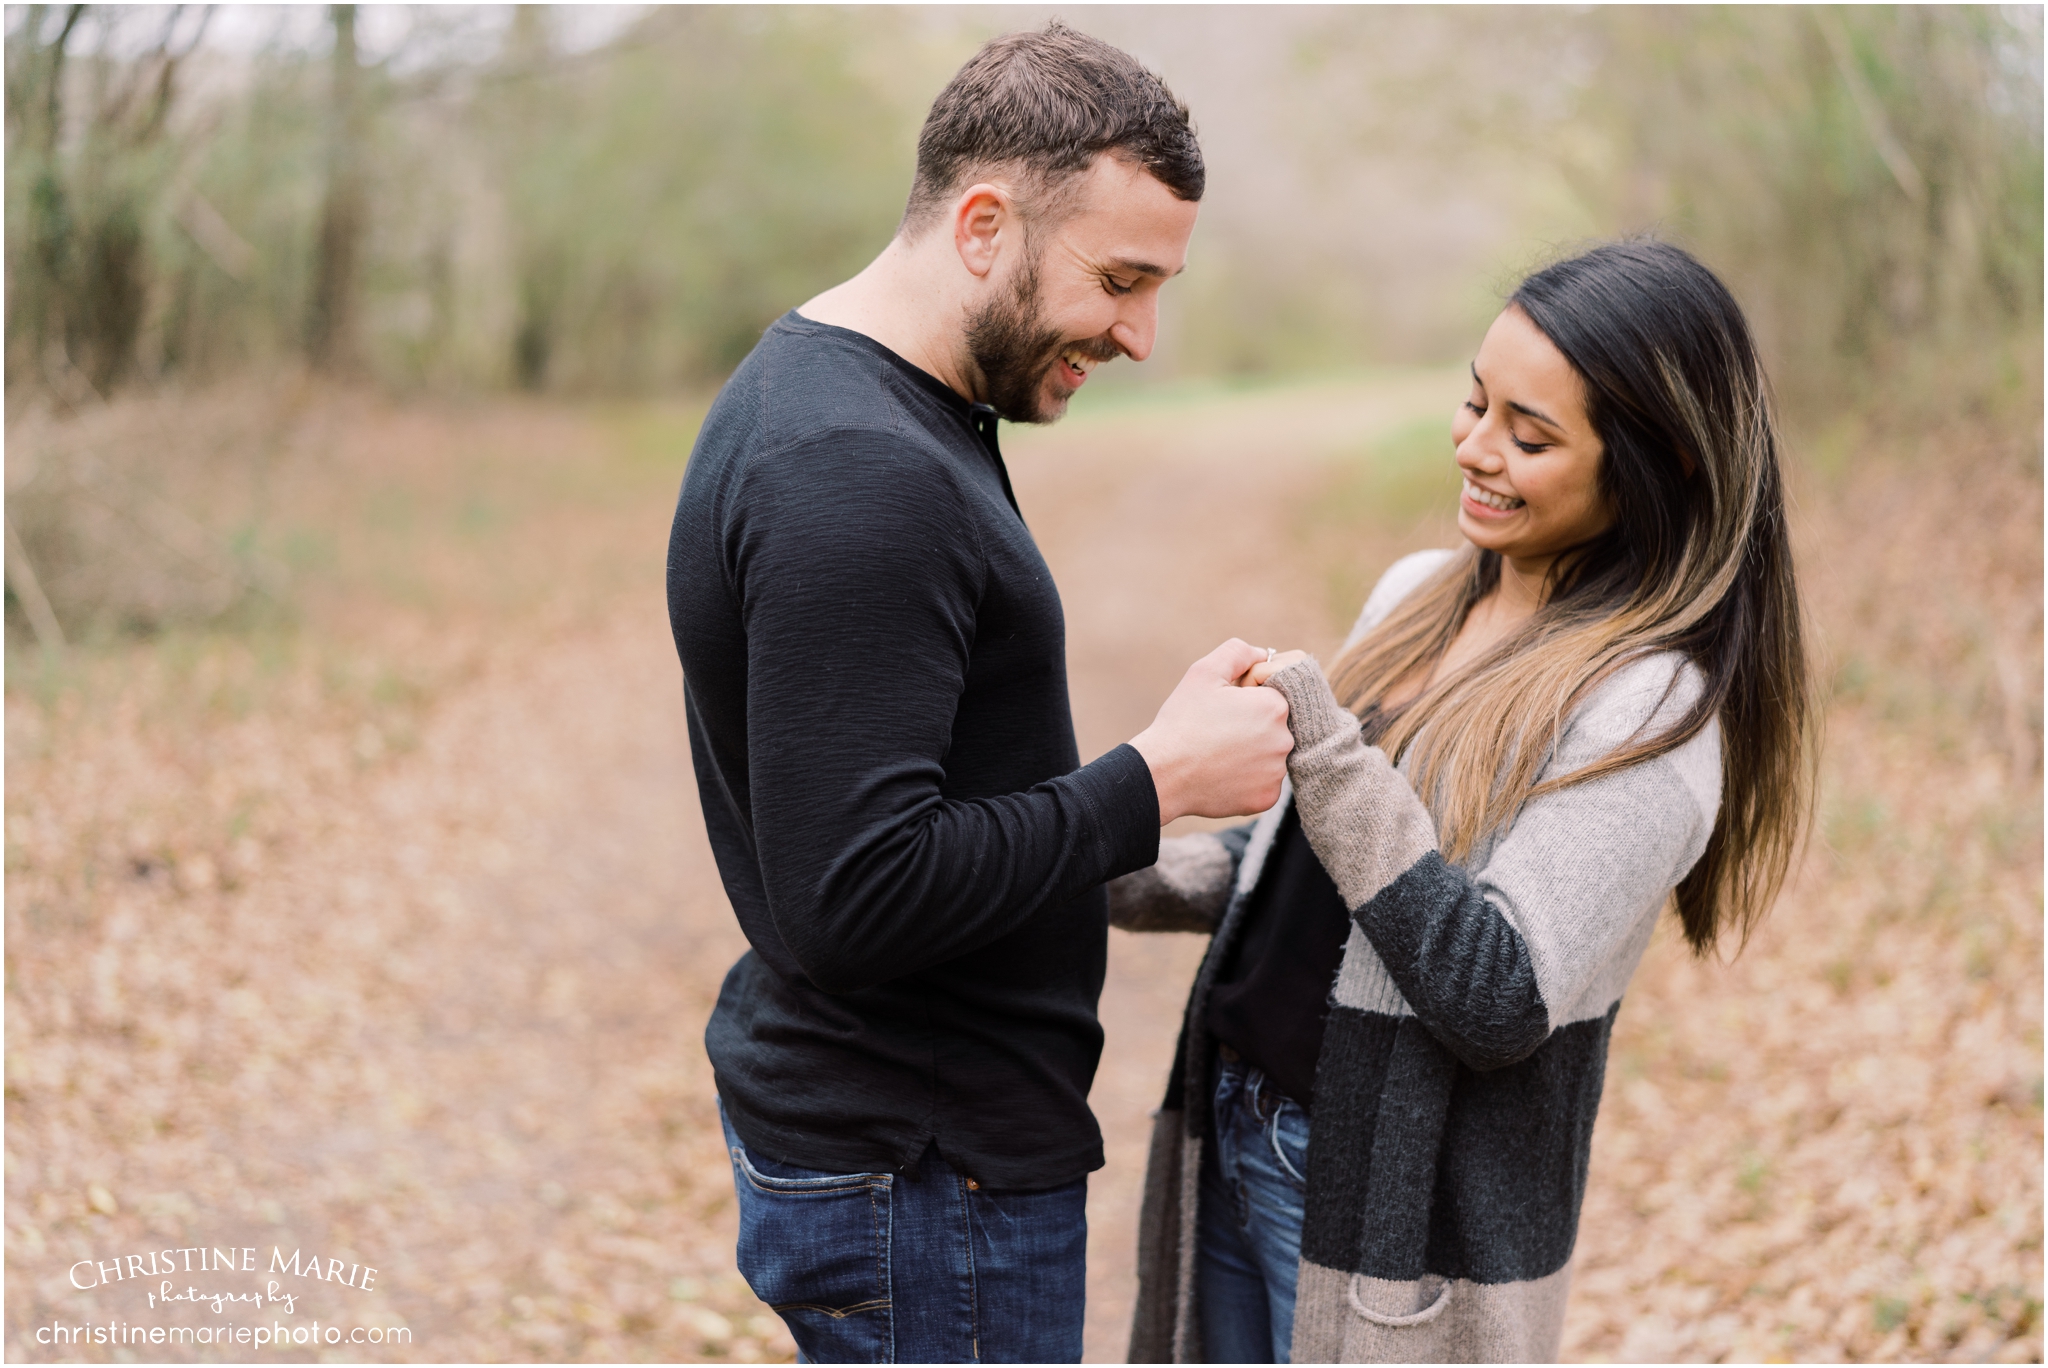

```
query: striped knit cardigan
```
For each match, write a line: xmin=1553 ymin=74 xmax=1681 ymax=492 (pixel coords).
xmin=1114 ymin=551 xmax=1723 ymax=1363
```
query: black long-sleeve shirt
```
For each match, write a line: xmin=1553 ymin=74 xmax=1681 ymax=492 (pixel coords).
xmin=666 ymin=312 xmax=1161 ymax=1188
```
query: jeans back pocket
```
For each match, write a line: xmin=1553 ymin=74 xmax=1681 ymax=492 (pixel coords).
xmin=728 ymin=1141 xmax=894 ymax=1361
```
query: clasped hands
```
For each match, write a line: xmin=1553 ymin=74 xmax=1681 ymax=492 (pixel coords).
xmin=1128 ymin=639 xmax=1312 ymax=828
xmin=1242 ymin=648 xmax=1311 ymax=687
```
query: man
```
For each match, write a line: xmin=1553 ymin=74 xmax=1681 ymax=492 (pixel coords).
xmin=666 ymin=23 xmax=1291 ymax=1363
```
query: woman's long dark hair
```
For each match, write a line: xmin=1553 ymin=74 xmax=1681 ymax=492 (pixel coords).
xmin=1329 ymin=240 xmax=1815 ymax=956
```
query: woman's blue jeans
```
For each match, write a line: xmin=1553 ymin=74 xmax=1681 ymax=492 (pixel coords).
xmin=1196 ymin=1053 xmax=1311 ymax=1364
xmin=719 ymin=1101 xmax=1087 ymax=1363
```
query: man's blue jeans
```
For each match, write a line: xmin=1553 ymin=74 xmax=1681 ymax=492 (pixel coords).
xmin=720 ymin=1101 xmax=1088 ymax=1363
xmin=1196 ymin=1054 xmax=1310 ymax=1363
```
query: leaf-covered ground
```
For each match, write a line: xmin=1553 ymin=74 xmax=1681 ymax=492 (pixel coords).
xmin=5 ymin=381 xmax=2039 ymax=1362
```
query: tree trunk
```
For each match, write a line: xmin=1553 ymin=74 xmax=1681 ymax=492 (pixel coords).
xmin=306 ymin=4 xmax=364 ymax=371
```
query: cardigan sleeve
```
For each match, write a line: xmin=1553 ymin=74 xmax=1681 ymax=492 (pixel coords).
xmin=1107 ymin=825 xmax=1253 ymax=933
xmin=1262 ymin=654 xmax=1721 ymax=1071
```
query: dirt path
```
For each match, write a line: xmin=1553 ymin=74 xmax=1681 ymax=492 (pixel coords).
xmin=7 ymin=377 xmax=2038 ymax=1363
xmin=4 ymin=374 xmax=1452 ymax=1363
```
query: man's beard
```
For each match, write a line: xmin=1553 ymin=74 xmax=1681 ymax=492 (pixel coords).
xmin=964 ymin=255 xmax=1117 ymax=424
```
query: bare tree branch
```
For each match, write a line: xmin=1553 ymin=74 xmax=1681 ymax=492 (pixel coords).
xmin=44 ymin=4 xmax=85 ymax=151
xmin=1814 ymin=9 xmax=1928 ymax=205
xmin=5 ymin=513 xmax=69 ymax=653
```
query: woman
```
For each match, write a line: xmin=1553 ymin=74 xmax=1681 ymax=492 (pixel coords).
xmin=1114 ymin=240 xmax=1813 ymax=1364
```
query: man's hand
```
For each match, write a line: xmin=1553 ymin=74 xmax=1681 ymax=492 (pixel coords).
xmin=1130 ymin=639 xmax=1294 ymax=826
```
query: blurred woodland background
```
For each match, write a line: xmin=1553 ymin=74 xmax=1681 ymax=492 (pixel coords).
xmin=5 ymin=6 xmax=2042 ymax=405
xmin=3 ymin=4 xmax=2043 ymax=634
xmin=4 ymin=5 xmax=2042 ymax=1363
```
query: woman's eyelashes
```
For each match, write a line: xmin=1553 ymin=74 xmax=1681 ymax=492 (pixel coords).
xmin=1466 ymin=397 xmax=1550 ymax=454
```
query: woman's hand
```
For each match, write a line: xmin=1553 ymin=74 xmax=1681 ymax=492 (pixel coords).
xmin=1239 ymin=649 xmax=1310 ymax=686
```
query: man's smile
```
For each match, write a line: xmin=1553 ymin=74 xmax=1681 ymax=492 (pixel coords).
xmin=1053 ymin=337 xmax=1122 ymax=390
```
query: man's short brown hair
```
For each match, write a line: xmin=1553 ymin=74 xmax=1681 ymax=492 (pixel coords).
xmin=901 ymin=23 xmax=1203 ymax=236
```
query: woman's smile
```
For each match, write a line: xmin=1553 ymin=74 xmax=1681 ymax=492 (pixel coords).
xmin=1459 ymin=478 xmax=1525 ymax=515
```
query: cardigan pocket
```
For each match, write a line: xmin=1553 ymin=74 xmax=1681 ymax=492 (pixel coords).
xmin=1347 ymin=1271 xmax=1452 ymax=1326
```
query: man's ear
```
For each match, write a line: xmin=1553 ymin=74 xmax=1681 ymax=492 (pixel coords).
xmin=952 ymin=182 xmax=1014 ymax=280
